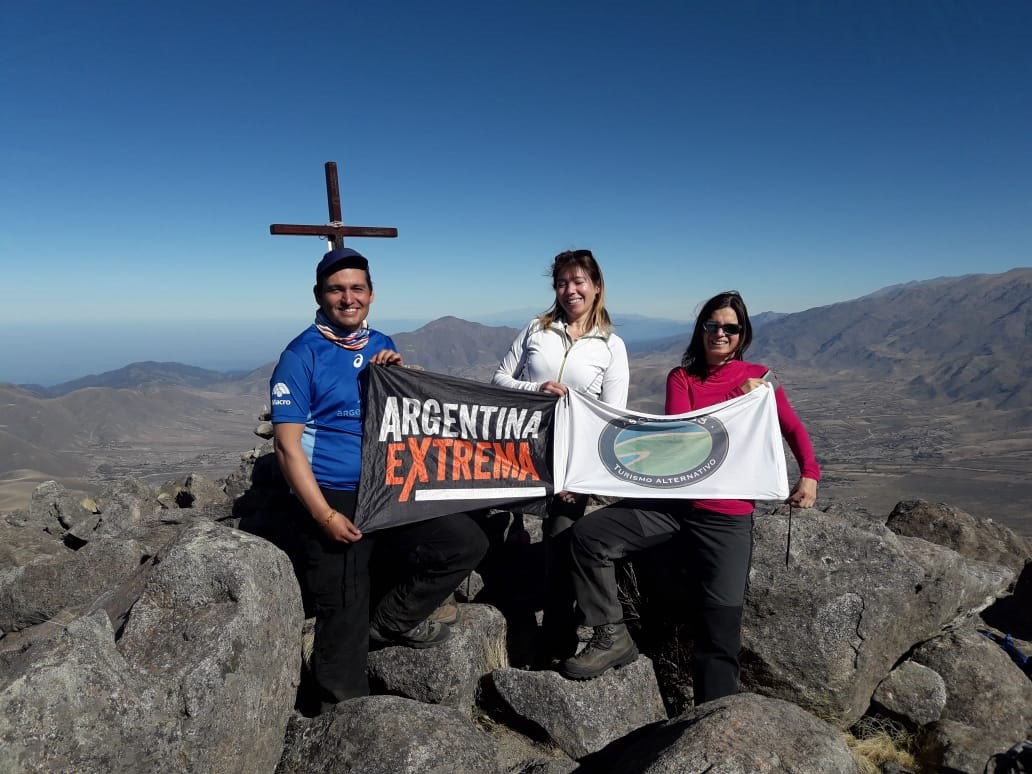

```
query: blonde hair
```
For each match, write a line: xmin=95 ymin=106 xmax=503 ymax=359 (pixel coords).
xmin=537 ymin=249 xmax=613 ymax=334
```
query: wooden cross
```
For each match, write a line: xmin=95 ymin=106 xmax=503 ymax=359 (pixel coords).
xmin=270 ymin=161 xmax=398 ymax=250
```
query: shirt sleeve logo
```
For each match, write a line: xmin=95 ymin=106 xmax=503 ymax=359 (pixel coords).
xmin=271 ymin=382 xmax=292 ymax=406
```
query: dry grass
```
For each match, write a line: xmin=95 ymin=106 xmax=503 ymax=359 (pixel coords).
xmin=483 ymin=628 xmax=510 ymax=673
xmin=845 ymin=716 xmax=921 ymax=773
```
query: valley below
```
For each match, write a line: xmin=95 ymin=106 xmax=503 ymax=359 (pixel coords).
xmin=2 ymin=369 xmax=1028 ymax=536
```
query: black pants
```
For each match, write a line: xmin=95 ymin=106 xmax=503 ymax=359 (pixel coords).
xmin=295 ymin=489 xmax=488 ymax=703
xmin=541 ymin=493 xmax=588 ymax=660
xmin=568 ymin=499 xmax=753 ymax=703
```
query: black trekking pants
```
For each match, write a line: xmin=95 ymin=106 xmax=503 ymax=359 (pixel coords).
xmin=568 ymin=499 xmax=753 ymax=703
xmin=295 ymin=489 xmax=488 ymax=703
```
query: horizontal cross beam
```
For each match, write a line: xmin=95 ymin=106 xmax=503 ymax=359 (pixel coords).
xmin=269 ymin=224 xmax=398 ymax=238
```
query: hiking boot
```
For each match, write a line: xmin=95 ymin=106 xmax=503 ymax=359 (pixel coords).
xmin=369 ymin=618 xmax=451 ymax=649
xmin=559 ymin=623 xmax=638 ymax=680
xmin=429 ymin=596 xmax=460 ymax=626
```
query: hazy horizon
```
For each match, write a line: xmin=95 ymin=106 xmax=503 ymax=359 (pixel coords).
xmin=6 ymin=265 xmax=1030 ymax=386
xmin=2 ymin=307 xmax=675 ymax=386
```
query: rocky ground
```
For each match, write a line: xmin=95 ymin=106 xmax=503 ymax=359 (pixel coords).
xmin=1 ymin=447 xmax=1029 ymax=773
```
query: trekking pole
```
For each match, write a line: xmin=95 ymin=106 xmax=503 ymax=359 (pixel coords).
xmin=785 ymin=504 xmax=793 ymax=566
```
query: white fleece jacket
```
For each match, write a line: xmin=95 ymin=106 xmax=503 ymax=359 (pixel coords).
xmin=492 ymin=319 xmax=629 ymax=408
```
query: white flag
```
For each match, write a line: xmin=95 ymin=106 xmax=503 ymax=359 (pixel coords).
xmin=553 ymin=386 xmax=789 ymax=500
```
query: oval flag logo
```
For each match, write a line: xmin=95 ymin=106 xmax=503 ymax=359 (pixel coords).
xmin=597 ymin=416 xmax=729 ymax=488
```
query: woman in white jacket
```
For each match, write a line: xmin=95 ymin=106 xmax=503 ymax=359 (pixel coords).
xmin=492 ymin=249 xmax=629 ymax=664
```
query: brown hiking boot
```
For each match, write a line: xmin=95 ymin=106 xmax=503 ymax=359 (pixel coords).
xmin=429 ymin=596 xmax=460 ymax=626
xmin=559 ymin=623 xmax=638 ymax=680
xmin=369 ymin=618 xmax=451 ymax=649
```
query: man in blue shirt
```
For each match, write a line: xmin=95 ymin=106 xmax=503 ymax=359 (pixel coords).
xmin=271 ymin=248 xmax=487 ymax=709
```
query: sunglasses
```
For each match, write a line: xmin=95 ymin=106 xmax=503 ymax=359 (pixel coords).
xmin=703 ymin=321 xmax=743 ymax=335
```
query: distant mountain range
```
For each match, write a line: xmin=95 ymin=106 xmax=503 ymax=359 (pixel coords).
xmin=11 ymin=268 xmax=1031 ymax=408
xmin=751 ymin=268 xmax=1032 ymax=408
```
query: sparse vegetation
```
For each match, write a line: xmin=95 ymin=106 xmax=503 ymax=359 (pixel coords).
xmin=845 ymin=715 xmax=921 ymax=773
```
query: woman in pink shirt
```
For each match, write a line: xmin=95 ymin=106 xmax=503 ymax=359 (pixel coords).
xmin=560 ymin=291 xmax=820 ymax=703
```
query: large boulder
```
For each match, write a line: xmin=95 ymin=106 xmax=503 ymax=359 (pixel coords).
xmin=0 ymin=535 xmax=148 ymax=634
xmin=70 ymin=477 xmax=168 ymax=542
xmin=367 ymin=603 xmax=507 ymax=714
xmin=0 ymin=610 xmax=165 ymax=772
xmin=0 ymin=521 xmax=303 ymax=773
xmin=983 ymin=560 xmax=1032 ymax=641
xmin=598 ymin=692 xmax=860 ymax=773
xmin=276 ymin=695 xmax=500 ymax=773
xmin=911 ymin=626 xmax=1032 ymax=772
xmin=886 ymin=500 xmax=1032 ymax=576
xmin=0 ymin=520 xmax=66 ymax=570
xmin=117 ymin=521 xmax=303 ymax=770
xmin=489 ymin=657 xmax=667 ymax=760
xmin=742 ymin=508 xmax=1012 ymax=726
xmin=476 ymin=716 xmax=577 ymax=773
xmin=3 ymin=480 xmax=96 ymax=534
xmin=871 ymin=660 xmax=947 ymax=727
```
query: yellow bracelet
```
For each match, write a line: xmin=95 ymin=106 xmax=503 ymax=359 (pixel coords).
xmin=323 ymin=509 xmax=337 ymax=526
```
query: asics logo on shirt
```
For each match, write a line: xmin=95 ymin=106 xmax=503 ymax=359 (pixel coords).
xmin=353 ymin=354 xmax=364 ymax=368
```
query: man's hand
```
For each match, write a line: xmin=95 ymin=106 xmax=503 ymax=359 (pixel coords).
xmin=322 ymin=509 xmax=363 ymax=543
xmin=370 ymin=349 xmax=403 ymax=366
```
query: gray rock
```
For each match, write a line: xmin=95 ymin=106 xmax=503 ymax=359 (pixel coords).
xmin=84 ymin=477 xmax=166 ymax=539
xmin=368 ymin=603 xmax=507 ymax=713
xmin=176 ymin=472 xmax=230 ymax=509
xmin=0 ymin=609 xmax=165 ymax=772
xmin=923 ymin=719 xmax=996 ymax=774
xmin=117 ymin=521 xmax=303 ymax=771
xmin=886 ymin=499 xmax=1032 ymax=576
xmin=476 ymin=716 xmax=577 ymax=774
xmin=276 ymin=695 xmax=500 ymax=773
xmin=603 ymin=692 xmax=861 ymax=773
xmin=984 ymin=561 xmax=1032 ymax=640
xmin=8 ymin=480 xmax=96 ymax=534
xmin=222 ymin=441 xmax=279 ymax=502
xmin=911 ymin=627 xmax=1032 ymax=769
xmin=0 ymin=521 xmax=304 ymax=772
xmin=742 ymin=509 xmax=1013 ymax=727
xmin=872 ymin=660 xmax=947 ymax=726
xmin=490 ymin=657 xmax=667 ymax=760
xmin=0 ymin=520 xmax=66 ymax=569
xmin=0 ymin=535 xmax=147 ymax=634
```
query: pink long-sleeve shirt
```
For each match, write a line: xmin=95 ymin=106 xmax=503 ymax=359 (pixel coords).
xmin=665 ymin=360 xmax=820 ymax=516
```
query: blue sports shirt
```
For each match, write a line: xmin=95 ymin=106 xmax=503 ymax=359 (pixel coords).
xmin=270 ymin=324 xmax=397 ymax=491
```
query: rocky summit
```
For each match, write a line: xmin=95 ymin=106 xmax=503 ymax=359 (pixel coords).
xmin=0 ymin=447 xmax=1029 ymax=773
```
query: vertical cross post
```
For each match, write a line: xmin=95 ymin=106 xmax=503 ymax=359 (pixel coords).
xmin=270 ymin=161 xmax=398 ymax=250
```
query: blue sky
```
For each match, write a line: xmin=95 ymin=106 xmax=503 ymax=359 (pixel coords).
xmin=2 ymin=1 xmax=1030 ymax=384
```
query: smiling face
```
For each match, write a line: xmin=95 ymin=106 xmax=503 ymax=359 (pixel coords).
xmin=703 ymin=306 xmax=741 ymax=366
xmin=555 ymin=266 xmax=600 ymax=325
xmin=316 ymin=267 xmax=374 ymax=332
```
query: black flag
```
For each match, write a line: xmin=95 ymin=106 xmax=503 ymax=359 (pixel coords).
xmin=355 ymin=366 xmax=556 ymax=532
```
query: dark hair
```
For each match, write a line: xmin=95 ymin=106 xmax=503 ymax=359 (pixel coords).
xmin=538 ymin=249 xmax=613 ymax=334
xmin=680 ymin=291 xmax=752 ymax=379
